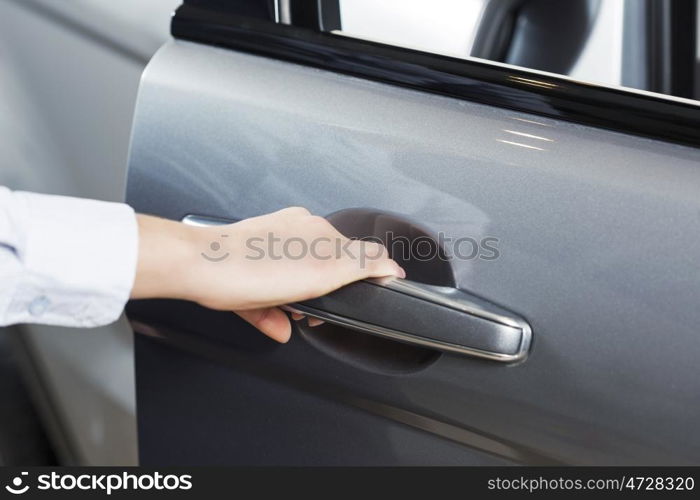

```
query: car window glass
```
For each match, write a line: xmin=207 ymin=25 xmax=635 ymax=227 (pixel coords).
xmin=328 ymin=0 xmax=699 ymax=100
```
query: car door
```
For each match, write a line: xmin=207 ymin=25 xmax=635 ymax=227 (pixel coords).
xmin=125 ymin=0 xmax=700 ymax=465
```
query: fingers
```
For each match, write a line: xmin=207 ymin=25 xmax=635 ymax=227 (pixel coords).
xmin=235 ymin=307 xmax=292 ymax=343
xmin=270 ymin=208 xmax=404 ymax=279
xmin=342 ymin=239 xmax=405 ymax=281
xmin=273 ymin=208 xmax=406 ymax=281
xmin=245 ymin=307 xmax=323 ymax=332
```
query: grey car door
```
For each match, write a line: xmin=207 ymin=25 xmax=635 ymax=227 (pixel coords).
xmin=125 ymin=0 xmax=700 ymax=465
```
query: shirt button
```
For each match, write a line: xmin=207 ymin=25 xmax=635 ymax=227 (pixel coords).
xmin=28 ymin=295 xmax=51 ymax=317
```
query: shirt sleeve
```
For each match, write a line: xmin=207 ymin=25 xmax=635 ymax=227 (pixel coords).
xmin=0 ymin=186 xmax=138 ymax=328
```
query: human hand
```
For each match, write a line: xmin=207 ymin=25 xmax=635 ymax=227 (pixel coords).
xmin=131 ymin=207 xmax=404 ymax=343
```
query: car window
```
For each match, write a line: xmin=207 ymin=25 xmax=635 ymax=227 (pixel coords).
xmin=337 ymin=0 xmax=486 ymax=60
xmin=321 ymin=0 xmax=698 ymax=100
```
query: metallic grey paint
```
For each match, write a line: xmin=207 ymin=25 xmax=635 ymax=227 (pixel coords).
xmin=128 ymin=40 xmax=700 ymax=464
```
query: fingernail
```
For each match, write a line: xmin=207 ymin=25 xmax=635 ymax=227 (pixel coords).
xmin=397 ymin=266 xmax=406 ymax=279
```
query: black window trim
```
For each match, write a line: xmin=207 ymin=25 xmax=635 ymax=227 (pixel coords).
xmin=172 ymin=3 xmax=700 ymax=148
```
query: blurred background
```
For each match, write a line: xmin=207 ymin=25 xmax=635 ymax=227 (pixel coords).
xmin=0 ymin=0 xmax=698 ymax=465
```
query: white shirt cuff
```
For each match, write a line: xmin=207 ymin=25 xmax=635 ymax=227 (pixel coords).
xmin=2 ymin=191 xmax=138 ymax=328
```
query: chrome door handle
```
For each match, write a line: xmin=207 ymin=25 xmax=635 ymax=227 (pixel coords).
xmin=183 ymin=214 xmax=532 ymax=362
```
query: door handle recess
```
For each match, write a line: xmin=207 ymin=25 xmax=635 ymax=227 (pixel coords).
xmin=183 ymin=214 xmax=532 ymax=362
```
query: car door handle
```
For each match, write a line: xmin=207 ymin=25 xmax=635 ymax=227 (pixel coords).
xmin=183 ymin=214 xmax=532 ymax=362
xmin=288 ymin=277 xmax=531 ymax=362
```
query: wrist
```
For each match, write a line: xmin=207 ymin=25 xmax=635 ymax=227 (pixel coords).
xmin=131 ymin=214 xmax=200 ymax=300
